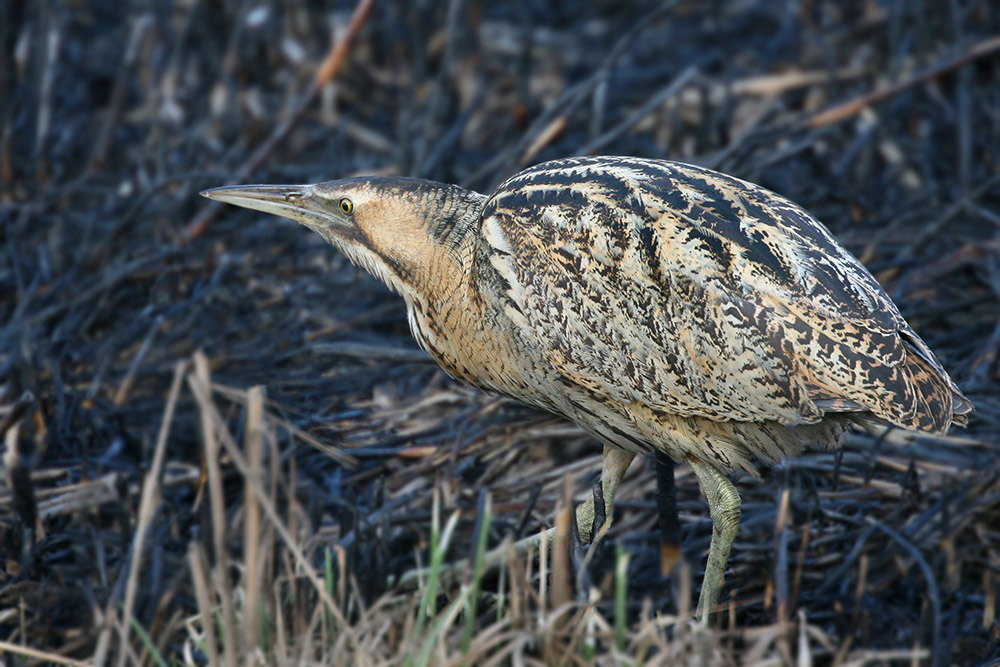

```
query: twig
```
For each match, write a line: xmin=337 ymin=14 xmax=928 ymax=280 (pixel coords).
xmin=0 ymin=391 xmax=35 ymax=439
xmin=113 ymin=316 xmax=162 ymax=406
xmin=464 ymin=0 xmax=681 ymax=188
xmin=808 ymin=34 xmax=1000 ymax=128
xmin=305 ymin=341 xmax=432 ymax=364
xmin=579 ymin=63 xmax=700 ymax=156
xmin=87 ymin=15 xmax=152 ymax=170
xmin=520 ymin=115 xmax=567 ymax=165
xmin=865 ymin=520 xmax=943 ymax=667
xmin=33 ymin=19 xmax=60 ymax=184
xmin=183 ymin=0 xmax=376 ymax=242
xmin=314 ymin=0 xmax=376 ymax=89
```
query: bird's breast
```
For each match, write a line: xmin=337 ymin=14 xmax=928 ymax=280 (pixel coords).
xmin=407 ymin=294 xmax=548 ymax=404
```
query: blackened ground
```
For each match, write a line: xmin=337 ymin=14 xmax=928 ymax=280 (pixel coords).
xmin=2 ymin=0 xmax=999 ymax=664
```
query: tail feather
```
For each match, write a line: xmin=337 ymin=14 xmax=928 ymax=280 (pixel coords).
xmin=897 ymin=329 xmax=972 ymax=431
xmin=806 ymin=344 xmax=971 ymax=434
xmin=901 ymin=352 xmax=954 ymax=433
xmin=950 ymin=391 xmax=974 ymax=427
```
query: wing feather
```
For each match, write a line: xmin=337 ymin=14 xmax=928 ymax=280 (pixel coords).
xmin=477 ymin=156 xmax=966 ymax=432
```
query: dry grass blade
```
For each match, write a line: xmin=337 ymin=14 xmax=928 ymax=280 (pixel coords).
xmin=0 ymin=639 xmax=92 ymax=666
xmin=551 ymin=487 xmax=573 ymax=613
xmin=209 ymin=382 xmax=358 ymax=468
xmin=114 ymin=361 xmax=186 ymax=667
xmin=192 ymin=352 xmax=238 ymax=667
xmin=188 ymin=541 xmax=220 ymax=667
xmin=243 ymin=385 xmax=265 ymax=661
xmin=186 ymin=365 xmax=357 ymax=645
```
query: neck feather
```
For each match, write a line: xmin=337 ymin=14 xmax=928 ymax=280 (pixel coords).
xmin=413 ymin=182 xmax=488 ymax=253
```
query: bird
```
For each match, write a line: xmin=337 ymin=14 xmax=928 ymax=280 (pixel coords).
xmin=203 ymin=155 xmax=973 ymax=620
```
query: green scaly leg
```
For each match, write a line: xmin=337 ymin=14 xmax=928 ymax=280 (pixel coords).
xmin=688 ymin=457 xmax=742 ymax=621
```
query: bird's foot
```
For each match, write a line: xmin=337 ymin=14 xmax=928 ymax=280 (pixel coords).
xmin=590 ymin=478 xmax=607 ymax=542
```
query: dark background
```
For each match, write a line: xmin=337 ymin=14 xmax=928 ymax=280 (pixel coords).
xmin=2 ymin=0 xmax=999 ymax=663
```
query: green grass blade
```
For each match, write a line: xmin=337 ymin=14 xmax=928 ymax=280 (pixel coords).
xmin=615 ymin=542 xmax=631 ymax=654
xmin=408 ymin=484 xmax=461 ymax=667
xmin=130 ymin=615 xmax=169 ymax=667
xmin=415 ymin=587 xmax=472 ymax=667
xmin=462 ymin=490 xmax=492 ymax=654
xmin=324 ymin=546 xmax=335 ymax=636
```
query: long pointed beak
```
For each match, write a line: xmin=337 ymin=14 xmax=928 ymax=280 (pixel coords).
xmin=201 ymin=184 xmax=322 ymax=226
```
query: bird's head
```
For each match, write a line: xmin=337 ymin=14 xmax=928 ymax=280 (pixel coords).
xmin=202 ymin=177 xmax=486 ymax=301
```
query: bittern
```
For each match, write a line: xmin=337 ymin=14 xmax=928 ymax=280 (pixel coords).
xmin=204 ymin=156 xmax=972 ymax=619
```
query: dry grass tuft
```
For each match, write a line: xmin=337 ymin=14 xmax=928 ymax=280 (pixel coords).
xmin=5 ymin=353 xmax=990 ymax=663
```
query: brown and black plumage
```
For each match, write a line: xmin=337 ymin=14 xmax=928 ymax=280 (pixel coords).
xmin=203 ymin=155 xmax=973 ymax=619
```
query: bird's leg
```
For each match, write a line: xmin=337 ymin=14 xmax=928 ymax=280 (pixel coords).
xmin=688 ymin=457 xmax=741 ymax=622
xmin=655 ymin=452 xmax=683 ymax=574
xmin=574 ymin=445 xmax=635 ymax=543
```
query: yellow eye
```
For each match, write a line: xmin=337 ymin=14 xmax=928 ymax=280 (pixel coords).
xmin=339 ymin=198 xmax=354 ymax=214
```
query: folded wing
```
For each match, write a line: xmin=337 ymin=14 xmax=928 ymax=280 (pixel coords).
xmin=477 ymin=156 xmax=970 ymax=433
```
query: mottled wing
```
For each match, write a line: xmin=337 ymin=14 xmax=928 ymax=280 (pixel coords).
xmin=478 ymin=156 xmax=968 ymax=432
